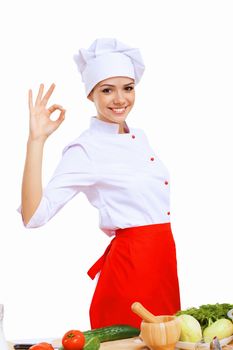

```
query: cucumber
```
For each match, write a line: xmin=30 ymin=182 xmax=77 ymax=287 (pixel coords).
xmin=83 ymin=324 xmax=140 ymax=343
xmin=59 ymin=325 xmax=140 ymax=349
xmin=84 ymin=336 xmax=100 ymax=350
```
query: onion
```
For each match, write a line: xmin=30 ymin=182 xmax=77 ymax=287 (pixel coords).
xmin=203 ymin=318 xmax=233 ymax=343
xmin=177 ymin=314 xmax=202 ymax=342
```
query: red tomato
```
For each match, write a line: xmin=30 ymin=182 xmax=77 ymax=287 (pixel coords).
xmin=29 ymin=342 xmax=54 ymax=350
xmin=62 ymin=330 xmax=85 ymax=350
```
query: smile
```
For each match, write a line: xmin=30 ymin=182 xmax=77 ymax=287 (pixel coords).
xmin=109 ymin=107 xmax=127 ymax=114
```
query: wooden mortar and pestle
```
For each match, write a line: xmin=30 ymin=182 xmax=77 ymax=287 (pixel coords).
xmin=131 ymin=302 xmax=181 ymax=350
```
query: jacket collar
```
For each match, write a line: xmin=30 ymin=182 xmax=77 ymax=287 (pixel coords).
xmin=89 ymin=116 xmax=130 ymax=134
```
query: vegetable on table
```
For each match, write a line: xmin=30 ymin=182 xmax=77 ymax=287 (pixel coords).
xmin=83 ymin=336 xmax=100 ymax=350
xmin=177 ymin=314 xmax=202 ymax=342
xmin=62 ymin=330 xmax=85 ymax=350
xmin=83 ymin=324 xmax=140 ymax=343
xmin=29 ymin=343 xmax=54 ymax=350
xmin=176 ymin=303 xmax=233 ymax=331
xmin=203 ymin=318 xmax=233 ymax=342
xmin=59 ymin=325 xmax=140 ymax=350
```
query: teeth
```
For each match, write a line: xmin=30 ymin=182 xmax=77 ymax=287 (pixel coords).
xmin=111 ymin=108 xmax=126 ymax=113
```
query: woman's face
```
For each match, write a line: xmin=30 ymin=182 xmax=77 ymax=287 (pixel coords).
xmin=88 ymin=76 xmax=135 ymax=132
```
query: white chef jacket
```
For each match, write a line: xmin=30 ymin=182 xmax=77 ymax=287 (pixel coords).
xmin=21 ymin=116 xmax=171 ymax=236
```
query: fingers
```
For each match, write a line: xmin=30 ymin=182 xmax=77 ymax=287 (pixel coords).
xmin=41 ymin=83 xmax=56 ymax=106
xmin=51 ymin=107 xmax=66 ymax=130
xmin=28 ymin=84 xmax=64 ymax=118
xmin=32 ymin=83 xmax=55 ymax=107
xmin=56 ymin=108 xmax=66 ymax=126
xmin=35 ymin=83 xmax=44 ymax=106
xmin=48 ymin=104 xmax=66 ymax=125
xmin=28 ymin=89 xmax=33 ymax=111
xmin=48 ymin=104 xmax=64 ymax=114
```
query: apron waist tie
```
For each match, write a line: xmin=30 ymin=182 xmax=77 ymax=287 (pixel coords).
xmin=87 ymin=237 xmax=115 ymax=280
xmin=87 ymin=223 xmax=171 ymax=280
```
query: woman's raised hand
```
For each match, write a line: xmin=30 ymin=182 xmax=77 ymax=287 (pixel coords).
xmin=28 ymin=83 xmax=66 ymax=142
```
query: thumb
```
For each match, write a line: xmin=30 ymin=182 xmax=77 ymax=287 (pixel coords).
xmin=54 ymin=109 xmax=66 ymax=127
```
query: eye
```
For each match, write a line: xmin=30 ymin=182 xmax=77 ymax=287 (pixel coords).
xmin=102 ymin=88 xmax=112 ymax=94
xmin=125 ymin=86 xmax=134 ymax=92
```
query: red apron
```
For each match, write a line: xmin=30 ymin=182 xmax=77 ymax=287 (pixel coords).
xmin=88 ymin=223 xmax=181 ymax=329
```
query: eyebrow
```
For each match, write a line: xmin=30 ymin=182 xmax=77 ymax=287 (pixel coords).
xmin=99 ymin=82 xmax=135 ymax=87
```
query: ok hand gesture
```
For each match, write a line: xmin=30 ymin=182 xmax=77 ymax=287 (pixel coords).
xmin=28 ymin=83 xmax=66 ymax=142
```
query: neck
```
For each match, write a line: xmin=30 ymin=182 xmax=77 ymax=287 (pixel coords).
xmin=118 ymin=123 xmax=126 ymax=134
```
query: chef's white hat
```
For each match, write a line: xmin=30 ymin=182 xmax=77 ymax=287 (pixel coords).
xmin=73 ymin=38 xmax=145 ymax=96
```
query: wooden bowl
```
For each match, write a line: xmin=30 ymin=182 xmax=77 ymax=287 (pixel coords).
xmin=140 ymin=315 xmax=181 ymax=350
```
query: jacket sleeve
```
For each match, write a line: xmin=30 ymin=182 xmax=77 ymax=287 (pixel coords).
xmin=19 ymin=142 xmax=95 ymax=228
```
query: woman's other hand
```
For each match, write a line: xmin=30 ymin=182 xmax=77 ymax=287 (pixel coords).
xmin=28 ymin=83 xmax=66 ymax=141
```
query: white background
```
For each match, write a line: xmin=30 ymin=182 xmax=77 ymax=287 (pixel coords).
xmin=0 ymin=0 xmax=232 ymax=342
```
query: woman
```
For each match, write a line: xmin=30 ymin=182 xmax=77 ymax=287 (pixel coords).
xmin=20 ymin=38 xmax=181 ymax=328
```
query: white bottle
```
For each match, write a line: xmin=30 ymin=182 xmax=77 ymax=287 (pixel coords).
xmin=0 ymin=304 xmax=9 ymax=350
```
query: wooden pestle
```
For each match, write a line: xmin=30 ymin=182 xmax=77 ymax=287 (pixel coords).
xmin=131 ymin=302 xmax=158 ymax=323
